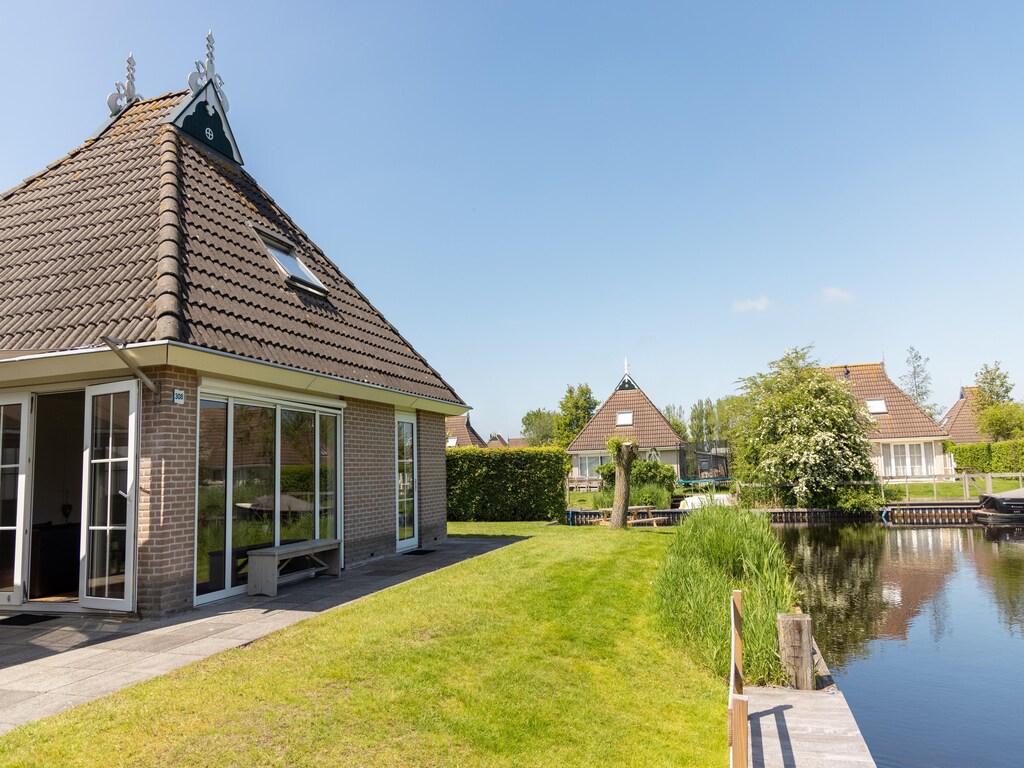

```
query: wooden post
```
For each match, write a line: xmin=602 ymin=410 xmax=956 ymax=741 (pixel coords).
xmin=777 ymin=613 xmax=814 ymax=690
xmin=731 ymin=590 xmax=743 ymax=695
xmin=986 ymin=474 xmax=993 ymax=494
xmin=729 ymin=693 xmax=749 ymax=768
xmin=963 ymin=473 xmax=969 ymax=500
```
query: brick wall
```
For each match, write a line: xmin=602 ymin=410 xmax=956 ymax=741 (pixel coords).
xmin=418 ymin=410 xmax=447 ymax=547
xmin=343 ymin=398 xmax=397 ymax=565
xmin=136 ymin=366 xmax=197 ymax=618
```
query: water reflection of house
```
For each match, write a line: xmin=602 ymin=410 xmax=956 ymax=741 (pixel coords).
xmin=876 ymin=528 xmax=960 ymax=640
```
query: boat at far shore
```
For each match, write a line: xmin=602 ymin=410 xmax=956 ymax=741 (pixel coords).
xmin=974 ymin=488 xmax=1024 ymax=525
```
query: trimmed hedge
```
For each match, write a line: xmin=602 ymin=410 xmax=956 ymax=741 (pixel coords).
xmin=447 ymin=447 xmax=568 ymax=522
xmin=950 ymin=439 xmax=1024 ymax=473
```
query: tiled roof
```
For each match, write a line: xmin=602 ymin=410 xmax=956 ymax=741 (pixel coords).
xmin=506 ymin=437 xmax=529 ymax=448
xmin=0 ymin=92 xmax=463 ymax=406
xmin=940 ymin=387 xmax=988 ymax=444
xmin=823 ymin=363 xmax=947 ymax=440
xmin=445 ymin=415 xmax=487 ymax=448
xmin=567 ymin=376 xmax=683 ymax=453
xmin=486 ymin=433 xmax=508 ymax=449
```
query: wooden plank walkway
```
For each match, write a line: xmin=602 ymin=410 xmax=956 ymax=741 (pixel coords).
xmin=744 ymin=686 xmax=876 ymax=768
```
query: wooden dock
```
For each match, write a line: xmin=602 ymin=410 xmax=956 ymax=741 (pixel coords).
xmin=743 ymin=686 xmax=876 ymax=767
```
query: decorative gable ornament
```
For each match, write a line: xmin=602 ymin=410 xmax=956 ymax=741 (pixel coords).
xmin=107 ymin=53 xmax=141 ymax=116
xmin=166 ymin=31 xmax=243 ymax=164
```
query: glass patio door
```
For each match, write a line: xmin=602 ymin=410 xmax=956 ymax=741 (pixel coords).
xmin=396 ymin=413 xmax=418 ymax=552
xmin=0 ymin=397 xmax=28 ymax=606
xmin=79 ymin=381 xmax=138 ymax=611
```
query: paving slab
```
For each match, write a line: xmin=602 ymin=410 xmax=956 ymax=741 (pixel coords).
xmin=0 ymin=535 xmax=517 ymax=736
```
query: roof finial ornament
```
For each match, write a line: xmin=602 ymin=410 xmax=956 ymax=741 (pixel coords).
xmin=624 ymin=357 xmax=631 ymax=377
xmin=107 ymin=53 xmax=141 ymax=117
xmin=187 ymin=29 xmax=229 ymax=112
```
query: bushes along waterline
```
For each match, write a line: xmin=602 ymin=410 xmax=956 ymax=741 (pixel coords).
xmin=655 ymin=506 xmax=798 ymax=685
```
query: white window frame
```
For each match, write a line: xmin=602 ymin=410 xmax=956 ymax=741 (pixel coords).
xmin=616 ymin=411 xmax=634 ymax=426
xmin=866 ymin=399 xmax=887 ymax=414
xmin=194 ymin=382 xmax=345 ymax=606
xmin=395 ymin=411 xmax=418 ymax=553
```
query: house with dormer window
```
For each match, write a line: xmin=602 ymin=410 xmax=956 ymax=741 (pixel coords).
xmin=566 ymin=366 xmax=687 ymax=484
xmin=824 ymin=363 xmax=952 ymax=478
xmin=0 ymin=38 xmax=465 ymax=618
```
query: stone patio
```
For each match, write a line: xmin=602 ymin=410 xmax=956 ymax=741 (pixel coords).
xmin=0 ymin=536 xmax=515 ymax=735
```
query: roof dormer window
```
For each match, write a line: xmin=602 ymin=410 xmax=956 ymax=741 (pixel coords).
xmin=616 ymin=410 xmax=633 ymax=426
xmin=262 ymin=237 xmax=327 ymax=296
xmin=866 ymin=399 xmax=887 ymax=414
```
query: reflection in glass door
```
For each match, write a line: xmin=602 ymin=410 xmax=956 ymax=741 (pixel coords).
xmin=80 ymin=381 xmax=137 ymax=611
xmin=396 ymin=413 xmax=417 ymax=551
xmin=0 ymin=398 xmax=27 ymax=605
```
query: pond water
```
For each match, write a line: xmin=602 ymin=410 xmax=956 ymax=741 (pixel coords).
xmin=778 ymin=525 xmax=1024 ymax=768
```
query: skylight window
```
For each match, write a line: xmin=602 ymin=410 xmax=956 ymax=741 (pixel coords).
xmin=264 ymin=239 xmax=327 ymax=294
xmin=866 ymin=399 xmax=887 ymax=414
xmin=616 ymin=411 xmax=633 ymax=426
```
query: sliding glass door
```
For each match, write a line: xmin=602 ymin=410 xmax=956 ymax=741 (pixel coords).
xmin=80 ymin=381 xmax=138 ymax=611
xmin=196 ymin=393 xmax=343 ymax=604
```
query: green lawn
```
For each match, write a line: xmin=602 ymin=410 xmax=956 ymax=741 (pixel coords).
xmin=881 ymin=476 xmax=1023 ymax=501
xmin=0 ymin=522 xmax=726 ymax=767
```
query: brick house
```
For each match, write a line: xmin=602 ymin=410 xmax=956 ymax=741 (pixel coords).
xmin=566 ymin=368 xmax=687 ymax=482
xmin=0 ymin=48 xmax=465 ymax=617
xmin=940 ymin=386 xmax=990 ymax=444
xmin=824 ymin=363 xmax=952 ymax=477
xmin=444 ymin=415 xmax=487 ymax=448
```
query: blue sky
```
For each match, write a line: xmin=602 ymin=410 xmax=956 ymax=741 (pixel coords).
xmin=3 ymin=2 xmax=1022 ymax=436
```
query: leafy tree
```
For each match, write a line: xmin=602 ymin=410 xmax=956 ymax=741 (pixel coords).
xmin=733 ymin=347 xmax=875 ymax=508
xmin=689 ymin=398 xmax=717 ymax=451
xmin=977 ymin=401 xmax=1024 ymax=442
xmin=553 ymin=384 xmax=599 ymax=449
xmin=713 ymin=395 xmax=747 ymax=447
xmin=662 ymin=404 xmax=688 ymax=439
xmin=520 ymin=408 xmax=557 ymax=446
xmin=898 ymin=346 xmax=941 ymax=419
xmin=975 ymin=362 xmax=1014 ymax=413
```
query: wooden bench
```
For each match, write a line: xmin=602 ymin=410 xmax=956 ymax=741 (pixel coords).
xmin=627 ymin=509 xmax=670 ymax=527
xmin=595 ymin=506 xmax=669 ymax=526
xmin=246 ymin=538 xmax=342 ymax=597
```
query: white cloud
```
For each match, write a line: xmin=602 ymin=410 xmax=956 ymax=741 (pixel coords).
xmin=818 ymin=286 xmax=855 ymax=304
xmin=732 ymin=295 xmax=771 ymax=313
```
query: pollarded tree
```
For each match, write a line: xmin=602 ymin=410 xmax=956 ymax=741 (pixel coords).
xmin=607 ymin=435 xmax=639 ymax=529
xmin=733 ymin=347 xmax=875 ymax=509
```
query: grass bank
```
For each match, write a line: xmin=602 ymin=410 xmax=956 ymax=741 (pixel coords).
xmin=0 ymin=522 xmax=725 ymax=767
xmin=655 ymin=507 xmax=798 ymax=684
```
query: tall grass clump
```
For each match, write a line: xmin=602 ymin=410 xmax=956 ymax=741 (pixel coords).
xmin=655 ymin=505 xmax=798 ymax=684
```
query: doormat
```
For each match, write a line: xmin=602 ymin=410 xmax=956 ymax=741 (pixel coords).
xmin=403 ymin=549 xmax=435 ymax=556
xmin=0 ymin=614 xmax=57 ymax=626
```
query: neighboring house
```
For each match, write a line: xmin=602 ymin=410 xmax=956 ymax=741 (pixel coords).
xmin=567 ymin=369 xmax=684 ymax=480
xmin=940 ymin=386 xmax=989 ymax=444
xmin=824 ymin=363 xmax=951 ymax=478
xmin=0 ymin=45 xmax=465 ymax=618
xmin=445 ymin=415 xmax=487 ymax=448
xmin=506 ymin=437 xmax=530 ymax=448
xmin=486 ymin=433 xmax=509 ymax=449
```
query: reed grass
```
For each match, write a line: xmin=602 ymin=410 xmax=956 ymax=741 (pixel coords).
xmin=655 ymin=505 xmax=798 ymax=684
